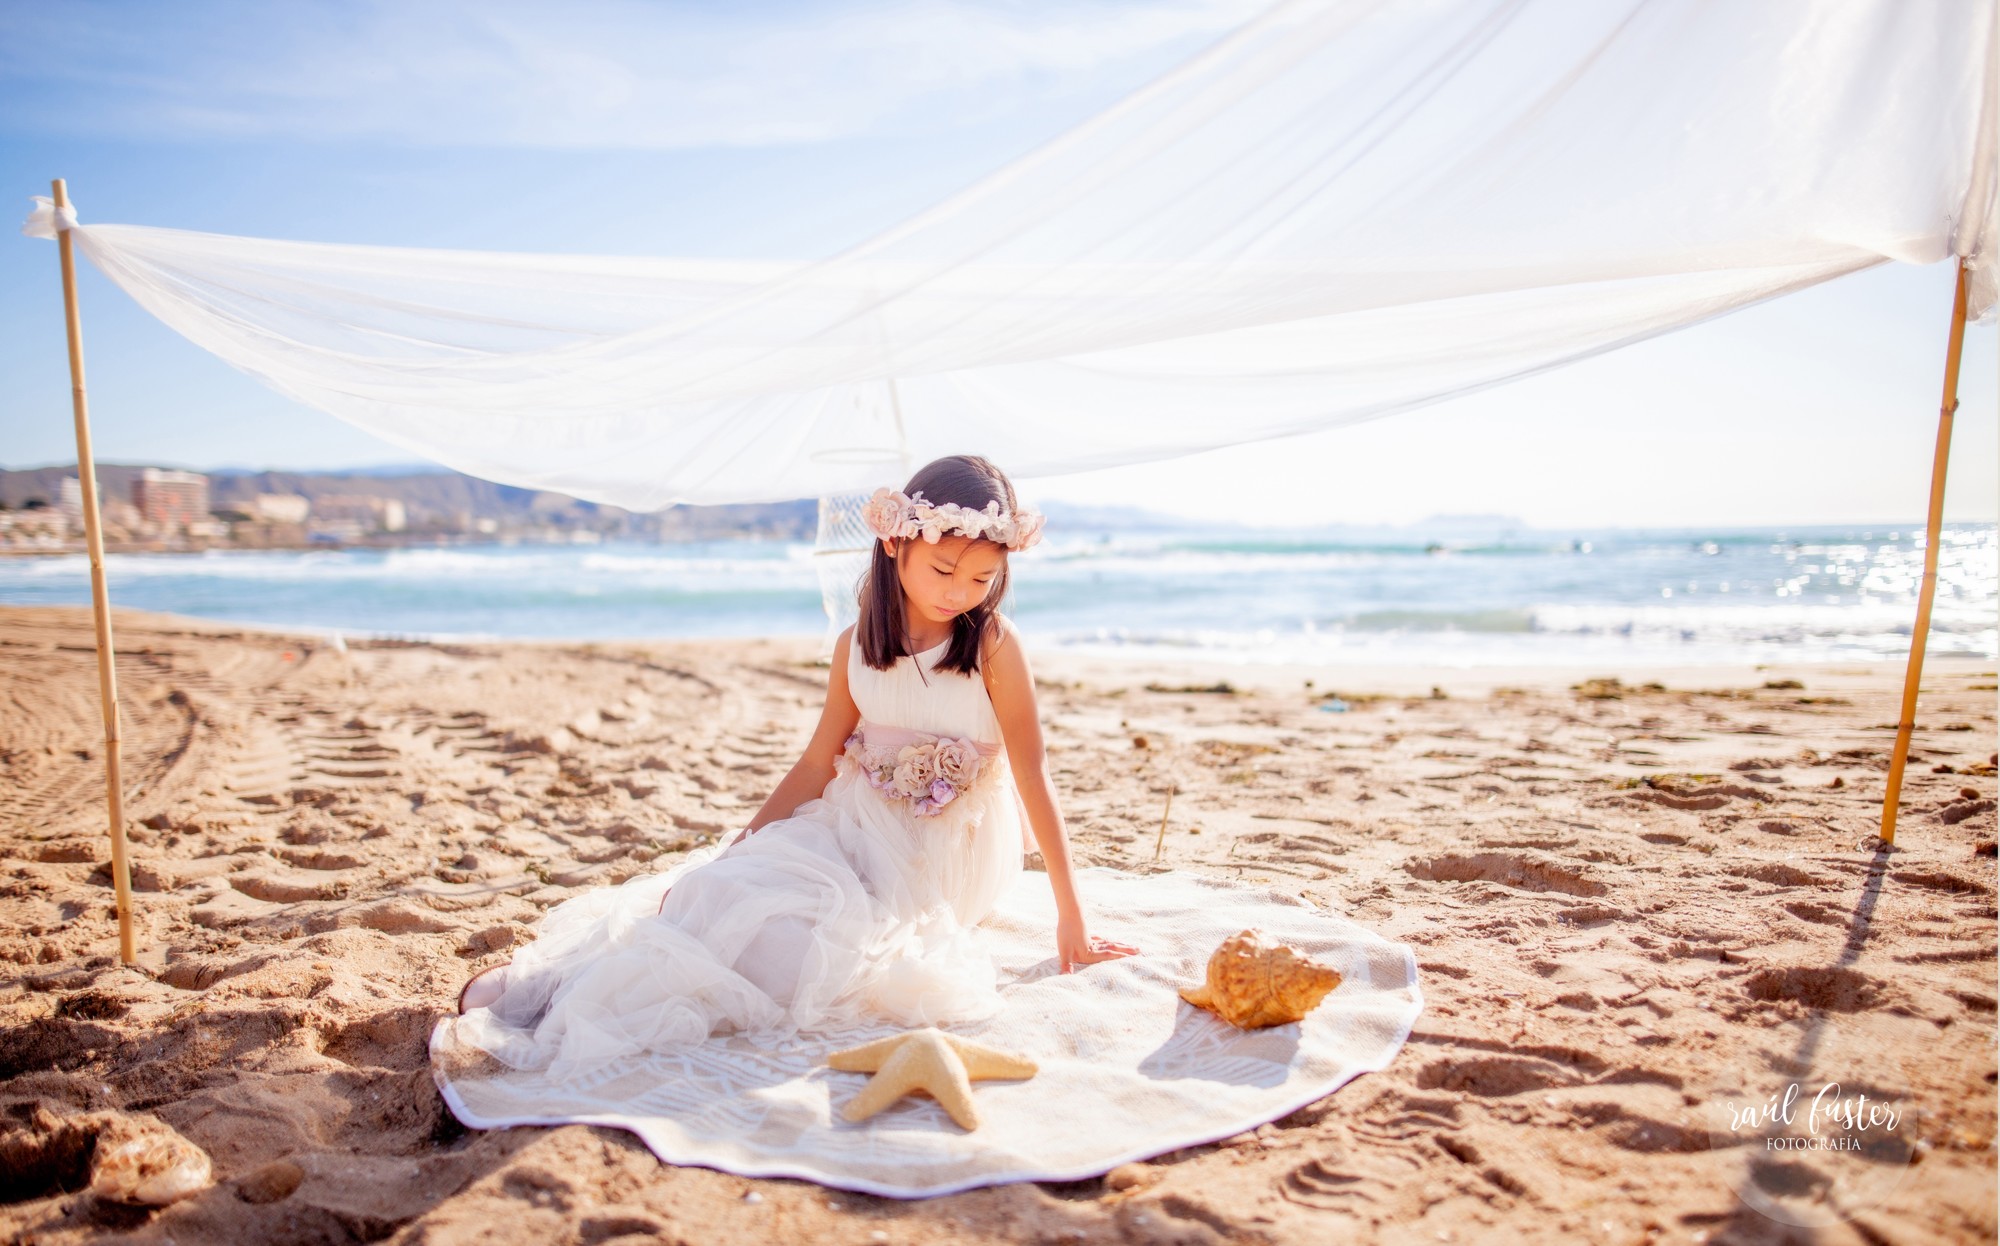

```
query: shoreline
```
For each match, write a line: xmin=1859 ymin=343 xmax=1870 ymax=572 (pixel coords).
xmin=13 ymin=602 xmax=1994 ymax=696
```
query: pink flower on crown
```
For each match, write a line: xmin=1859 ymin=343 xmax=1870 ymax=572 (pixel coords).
xmin=932 ymin=502 xmax=971 ymax=542
xmin=861 ymin=488 xmax=911 ymax=542
xmin=1009 ymin=508 xmax=1046 ymax=551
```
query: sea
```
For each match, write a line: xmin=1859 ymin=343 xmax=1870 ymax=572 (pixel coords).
xmin=1 ymin=523 xmax=1993 ymax=669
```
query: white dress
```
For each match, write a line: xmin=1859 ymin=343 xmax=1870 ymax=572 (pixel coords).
xmin=433 ymin=635 xmax=1425 ymax=1198
xmin=446 ymin=635 xmax=1026 ymax=1081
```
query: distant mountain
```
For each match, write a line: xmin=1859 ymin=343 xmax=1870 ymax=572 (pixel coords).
xmin=0 ymin=463 xmax=147 ymax=510
xmin=0 ymin=463 xmax=817 ymax=540
xmin=206 ymin=462 xmax=442 ymax=479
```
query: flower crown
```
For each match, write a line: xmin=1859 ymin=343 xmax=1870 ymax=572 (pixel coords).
xmin=860 ymin=487 xmax=1045 ymax=551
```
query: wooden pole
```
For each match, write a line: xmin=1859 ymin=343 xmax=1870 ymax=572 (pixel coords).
xmin=51 ymin=178 xmax=137 ymax=963
xmin=1880 ymin=258 xmax=1971 ymax=846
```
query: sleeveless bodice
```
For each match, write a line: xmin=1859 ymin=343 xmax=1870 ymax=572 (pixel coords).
xmin=847 ymin=636 xmax=1003 ymax=744
xmin=839 ymin=634 xmax=1015 ymax=837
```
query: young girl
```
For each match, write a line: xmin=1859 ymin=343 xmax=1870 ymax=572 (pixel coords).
xmin=450 ymin=455 xmax=1136 ymax=1079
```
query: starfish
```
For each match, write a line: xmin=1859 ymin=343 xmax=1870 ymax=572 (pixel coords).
xmin=827 ymin=1028 xmax=1038 ymax=1131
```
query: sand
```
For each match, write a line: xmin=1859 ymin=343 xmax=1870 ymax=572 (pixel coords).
xmin=0 ymin=603 xmax=1994 ymax=1244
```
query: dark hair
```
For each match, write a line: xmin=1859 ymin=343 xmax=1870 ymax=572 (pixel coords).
xmin=856 ymin=455 xmax=1018 ymax=674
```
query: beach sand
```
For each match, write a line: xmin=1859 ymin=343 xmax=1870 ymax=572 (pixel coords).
xmin=1 ymin=604 xmax=1994 ymax=1244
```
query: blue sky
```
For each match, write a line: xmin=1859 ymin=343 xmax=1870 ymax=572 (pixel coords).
xmin=2 ymin=0 xmax=1993 ymax=529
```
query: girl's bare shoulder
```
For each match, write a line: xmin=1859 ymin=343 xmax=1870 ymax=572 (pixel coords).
xmin=829 ymin=625 xmax=857 ymax=682
xmin=979 ymin=611 xmax=1019 ymax=657
xmin=979 ymin=614 xmax=1028 ymax=693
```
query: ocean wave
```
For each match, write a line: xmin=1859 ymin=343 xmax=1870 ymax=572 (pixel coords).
xmin=1336 ymin=608 xmax=1537 ymax=633
xmin=0 ymin=545 xmax=819 ymax=588
xmin=2 ymin=525 xmax=1989 ymax=663
xmin=1527 ymin=601 xmax=1994 ymax=638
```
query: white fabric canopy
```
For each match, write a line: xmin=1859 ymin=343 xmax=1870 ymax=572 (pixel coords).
xmin=26 ymin=0 xmax=1999 ymax=509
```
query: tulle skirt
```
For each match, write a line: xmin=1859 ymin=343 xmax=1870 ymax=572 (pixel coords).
xmin=450 ymin=761 xmax=1025 ymax=1082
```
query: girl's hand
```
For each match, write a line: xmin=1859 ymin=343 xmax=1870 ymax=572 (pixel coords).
xmin=1057 ymin=911 xmax=1139 ymax=974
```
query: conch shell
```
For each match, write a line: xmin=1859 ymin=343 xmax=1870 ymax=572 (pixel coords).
xmin=1179 ymin=929 xmax=1341 ymax=1029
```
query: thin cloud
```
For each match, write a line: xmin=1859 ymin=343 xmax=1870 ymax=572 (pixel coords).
xmin=0 ymin=0 xmax=1270 ymax=149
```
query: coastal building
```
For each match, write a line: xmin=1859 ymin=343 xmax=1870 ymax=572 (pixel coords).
xmin=0 ymin=508 xmax=68 ymax=550
xmin=253 ymin=493 xmax=311 ymax=524
xmin=101 ymin=497 xmax=143 ymax=536
xmin=58 ymin=477 xmax=83 ymax=525
xmin=131 ymin=468 xmax=210 ymax=530
xmin=314 ymin=494 xmax=407 ymax=532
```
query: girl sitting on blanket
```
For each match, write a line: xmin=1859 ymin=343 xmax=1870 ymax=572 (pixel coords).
xmin=453 ymin=454 xmax=1136 ymax=1077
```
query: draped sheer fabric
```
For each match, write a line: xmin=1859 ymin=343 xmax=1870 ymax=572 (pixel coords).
xmin=26 ymin=0 xmax=1998 ymax=508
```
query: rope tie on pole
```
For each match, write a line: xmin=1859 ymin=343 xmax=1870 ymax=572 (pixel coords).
xmin=22 ymin=195 xmax=78 ymax=238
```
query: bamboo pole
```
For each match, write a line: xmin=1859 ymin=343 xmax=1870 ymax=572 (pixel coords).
xmin=1880 ymin=258 xmax=1971 ymax=846
xmin=50 ymin=178 xmax=137 ymax=963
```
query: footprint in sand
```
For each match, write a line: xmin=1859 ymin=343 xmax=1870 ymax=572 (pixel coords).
xmin=1406 ymin=851 xmax=1606 ymax=897
xmin=1891 ymin=869 xmax=1994 ymax=898
xmin=1727 ymin=862 xmax=1825 ymax=888
xmin=1279 ymin=1090 xmax=1470 ymax=1210
xmin=1279 ymin=1154 xmax=1368 ymax=1210
xmin=1781 ymin=900 xmax=1847 ymax=927
xmin=276 ymin=848 xmax=367 ymax=872
xmin=1563 ymin=1100 xmax=1713 ymax=1154
xmin=1623 ymin=783 xmax=1763 ymax=811
xmin=1556 ymin=902 xmax=1622 ymax=926
xmin=1742 ymin=965 xmax=1888 ymax=1012
xmin=314 ymin=1006 xmax=436 ymax=1071
xmin=1414 ymin=1054 xmax=1581 ymax=1097
xmin=230 ymin=870 xmax=351 ymax=903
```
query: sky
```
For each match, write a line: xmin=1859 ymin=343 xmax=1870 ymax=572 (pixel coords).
xmin=1 ymin=0 xmax=1993 ymax=531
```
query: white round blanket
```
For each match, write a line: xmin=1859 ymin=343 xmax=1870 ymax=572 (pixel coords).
xmin=432 ymin=866 xmax=1423 ymax=1198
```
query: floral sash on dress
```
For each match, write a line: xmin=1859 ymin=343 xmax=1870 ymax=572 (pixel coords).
xmin=840 ymin=722 xmax=999 ymax=818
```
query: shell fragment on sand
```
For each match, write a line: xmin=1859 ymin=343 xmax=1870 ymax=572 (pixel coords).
xmin=827 ymin=1027 xmax=1038 ymax=1131
xmin=87 ymin=1111 xmax=214 ymax=1206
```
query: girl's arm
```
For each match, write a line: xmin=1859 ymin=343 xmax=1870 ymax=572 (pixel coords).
xmin=747 ymin=626 xmax=862 ymax=833
xmin=983 ymin=616 xmax=1139 ymax=972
